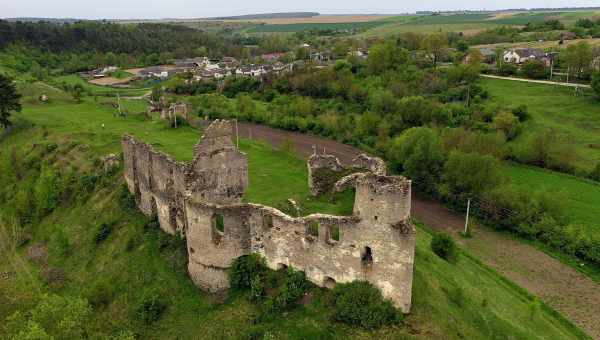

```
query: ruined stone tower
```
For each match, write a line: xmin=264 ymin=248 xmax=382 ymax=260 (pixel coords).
xmin=122 ymin=120 xmax=416 ymax=313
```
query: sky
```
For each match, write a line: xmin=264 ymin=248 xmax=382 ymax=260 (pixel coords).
xmin=3 ymin=0 xmax=600 ymax=19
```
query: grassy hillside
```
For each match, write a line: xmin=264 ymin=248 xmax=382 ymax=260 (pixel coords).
xmin=0 ymin=83 xmax=589 ymax=338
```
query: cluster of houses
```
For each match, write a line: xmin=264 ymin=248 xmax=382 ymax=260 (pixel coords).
xmin=134 ymin=55 xmax=296 ymax=82
xmin=133 ymin=44 xmax=368 ymax=82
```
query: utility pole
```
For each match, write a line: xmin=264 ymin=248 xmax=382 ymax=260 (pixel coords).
xmin=464 ymin=198 xmax=471 ymax=234
xmin=117 ymin=93 xmax=122 ymax=116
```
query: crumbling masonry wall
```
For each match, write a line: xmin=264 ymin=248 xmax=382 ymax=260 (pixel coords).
xmin=122 ymin=120 xmax=416 ymax=313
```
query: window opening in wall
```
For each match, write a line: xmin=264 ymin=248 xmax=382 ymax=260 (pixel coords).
xmin=323 ymin=276 xmax=336 ymax=289
xmin=327 ymin=225 xmax=340 ymax=244
xmin=307 ymin=221 xmax=319 ymax=239
xmin=214 ymin=214 xmax=224 ymax=233
xmin=263 ymin=214 xmax=274 ymax=229
xmin=361 ymin=246 xmax=373 ymax=266
xmin=212 ymin=214 xmax=224 ymax=244
xmin=277 ymin=263 xmax=288 ymax=270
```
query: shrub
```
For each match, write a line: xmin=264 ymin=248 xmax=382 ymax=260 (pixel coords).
xmin=331 ymin=281 xmax=399 ymax=329
xmin=229 ymin=253 xmax=267 ymax=290
xmin=118 ymin=184 xmax=137 ymax=210
xmin=431 ymin=233 xmax=457 ymax=261
xmin=94 ymin=223 xmax=113 ymax=244
xmin=592 ymin=72 xmax=600 ymax=99
xmin=136 ymin=289 xmax=167 ymax=323
xmin=270 ymin=269 xmax=310 ymax=310
xmin=520 ymin=60 xmax=548 ymax=79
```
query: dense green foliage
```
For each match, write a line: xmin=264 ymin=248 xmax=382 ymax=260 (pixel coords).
xmin=229 ymin=253 xmax=268 ymax=290
xmin=431 ymin=233 xmax=458 ymax=261
xmin=331 ymin=281 xmax=399 ymax=329
xmin=0 ymin=73 xmax=21 ymax=128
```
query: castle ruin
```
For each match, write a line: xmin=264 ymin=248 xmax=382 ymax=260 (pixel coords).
xmin=122 ymin=120 xmax=416 ymax=313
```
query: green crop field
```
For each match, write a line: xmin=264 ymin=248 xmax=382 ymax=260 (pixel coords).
xmin=481 ymin=78 xmax=600 ymax=171
xmin=0 ymin=82 xmax=588 ymax=339
xmin=247 ymin=21 xmax=386 ymax=33
xmin=360 ymin=10 xmax=600 ymax=37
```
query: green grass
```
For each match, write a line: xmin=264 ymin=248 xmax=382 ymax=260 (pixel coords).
xmin=0 ymin=82 xmax=590 ymax=339
xmin=507 ymin=163 xmax=600 ymax=233
xmin=481 ymin=77 xmax=600 ymax=171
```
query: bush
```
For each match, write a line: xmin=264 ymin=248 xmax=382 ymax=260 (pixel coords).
xmin=118 ymin=184 xmax=137 ymax=210
xmin=136 ymin=289 xmax=167 ymax=324
xmin=331 ymin=281 xmax=399 ymax=329
xmin=431 ymin=233 xmax=457 ymax=261
xmin=229 ymin=253 xmax=267 ymax=290
xmin=520 ymin=60 xmax=548 ymax=79
xmin=269 ymin=269 xmax=310 ymax=311
xmin=592 ymin=72 xmax=600 ymax=99
xmin=94 ymin=223 xmax=113 ymax=244
xmin=497 ymin=63 xmax=517 ymax=76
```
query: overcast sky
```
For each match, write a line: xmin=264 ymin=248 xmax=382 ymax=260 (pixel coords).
xmin=4 ymin=0 xmax=600 ymax=19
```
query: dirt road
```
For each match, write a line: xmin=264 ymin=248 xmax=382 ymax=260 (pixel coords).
xmin=237 ymin=122 xmax=600 ymax=338
xmin=481 ymin=74 xmax=591 ymax=88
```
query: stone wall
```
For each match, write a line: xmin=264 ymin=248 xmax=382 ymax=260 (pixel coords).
xmin=122 ymin=120 xmax=416 ymax=313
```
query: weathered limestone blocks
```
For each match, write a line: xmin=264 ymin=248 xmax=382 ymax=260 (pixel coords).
xmin=352 ymin=153 xmax=387 ymax=176
xmin=122 ymin=120 xmax=416 ymax=313
xmin=307 ymin=152 xmax=344 ymax=195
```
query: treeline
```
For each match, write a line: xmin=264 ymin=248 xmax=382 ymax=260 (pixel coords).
xmin=0 ymin=20 xmax=232 ymax=55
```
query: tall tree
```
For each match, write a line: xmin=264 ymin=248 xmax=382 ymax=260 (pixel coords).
xmin=564 ymin=42 xmax=593 ymax=79
xmin=422 ymin=33 xmax=449 ymax=69
xmin=0 ymin=74 xmax=21 ymax=129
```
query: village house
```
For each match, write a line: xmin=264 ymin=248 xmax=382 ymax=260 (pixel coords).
xmin=310 ymin=51 xmax=333 ymax=62
xmin=503 ymin=48 xmax=547 ymax=64
xmin=349 ymin=49 xmax=368 ymax=59
xmin=174 ymin=57 xmax=210 ymax=70
xmin=90 ymin=65 xmax=118 ymax=78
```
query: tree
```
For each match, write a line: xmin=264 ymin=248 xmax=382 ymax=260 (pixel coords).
xmin=365 ymin=40 xmax=409 ymax=75
xmin=0 ymin=73 xmax=21 ymax=128
xmin=493 ymin=111 xmax=520 ymax=140
xmin=388 ymin=127 xmax=446 ymax=194
xmin=442 ymin=151 xmax=507 ymax=198
xmin=592 ymin=72 xmax=600 ymax=99
xmin=520 ymin=59 xmax=548 ymax=79
xmin=422 ymin=33 xmax=449 ymax=69
xmin=564 ymin=42 xmax=593 ymax=79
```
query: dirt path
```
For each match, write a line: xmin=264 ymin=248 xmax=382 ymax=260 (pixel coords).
xmin=237 ymin=122 xmax=600 ymax=338
xmin=481 ymin=74 xmax=591 ymax=88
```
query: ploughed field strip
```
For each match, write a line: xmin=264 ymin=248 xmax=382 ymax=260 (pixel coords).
xmin=122 ymin=120 xmax=417 ymax=312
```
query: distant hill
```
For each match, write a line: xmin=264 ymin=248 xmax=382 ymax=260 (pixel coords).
xmin=208 ymin=12 xmax=319 ymax=20
xmin=3 ymin=17 xmax=84 ymax=24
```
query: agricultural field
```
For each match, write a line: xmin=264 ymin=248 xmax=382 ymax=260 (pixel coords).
xmin=361 ymin=10 xmax=600 ymax=37
xmin=247 ymin=21 xmax=386 ymax=33
xmin=0 ymin=82 xmax=588 ymax=338
xmin=474 ymin=37 xmax=600 ymax=50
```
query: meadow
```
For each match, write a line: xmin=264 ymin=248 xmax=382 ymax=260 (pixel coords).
xmin=506 ymin=164 xmax=600 ymax=233
xmin=481 ymin=77 xmax=600 ymax=171
xmin=0 ymin=83 xmax=589 ymax=339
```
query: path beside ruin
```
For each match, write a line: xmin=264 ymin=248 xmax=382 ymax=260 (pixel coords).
xmin=237 ymin=122 xmax=600 ymax=338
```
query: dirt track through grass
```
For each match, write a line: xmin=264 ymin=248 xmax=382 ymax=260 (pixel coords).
xmin=237 ymin=121 xmax=600 ymax=338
